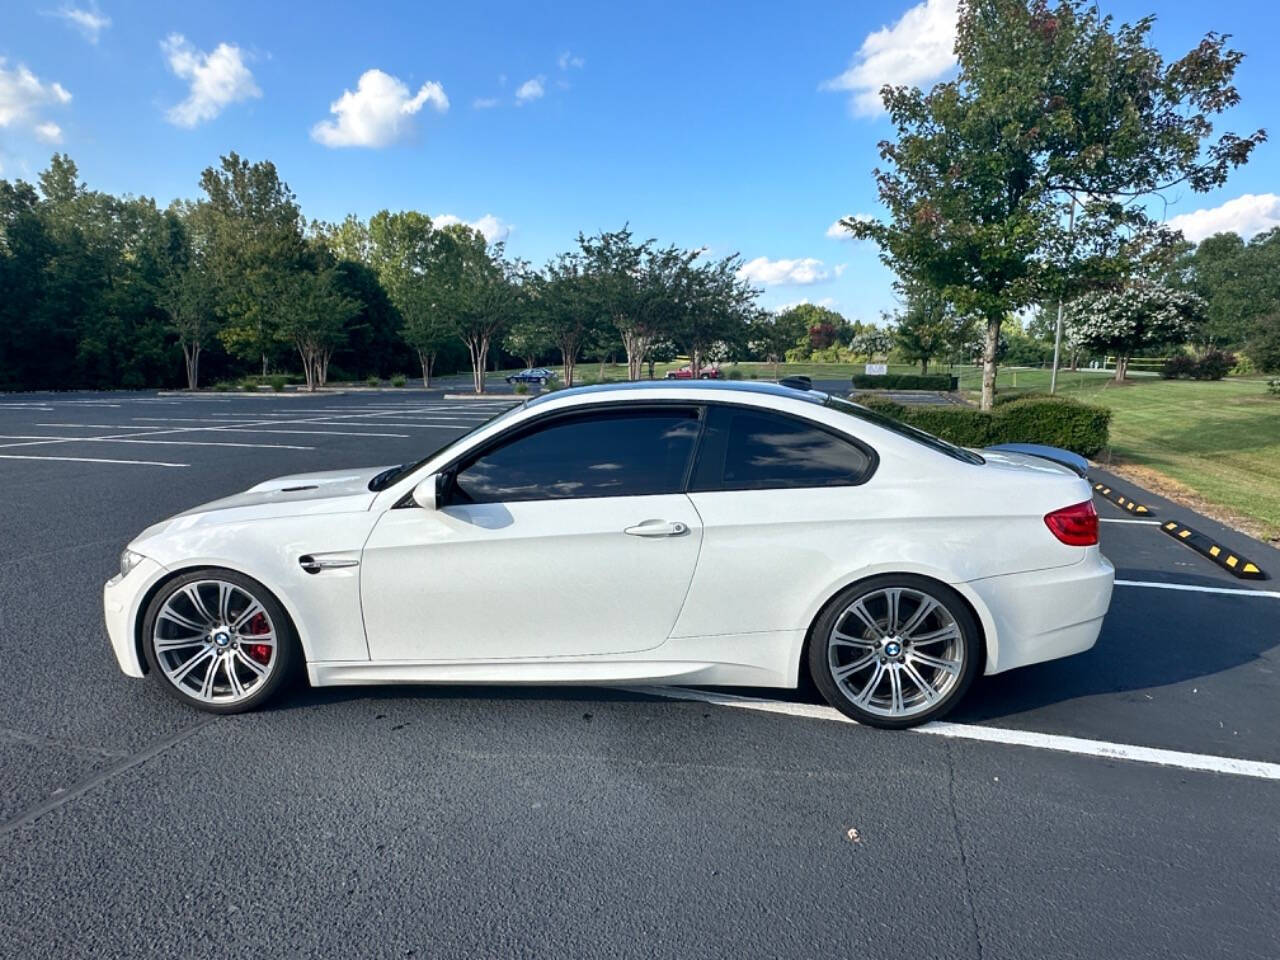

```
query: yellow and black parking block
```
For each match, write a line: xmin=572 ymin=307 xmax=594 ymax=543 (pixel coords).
xmin=1159 ymin=520 xmax=1268 ymax=580
xmin=1091 ymin=481 xmax=1154 ymax=516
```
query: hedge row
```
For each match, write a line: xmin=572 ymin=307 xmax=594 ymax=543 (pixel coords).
xmin=851 ymin=393 xmax=1111 ymax=457
xmin=850 ymin=373 xmax=958 ymax=390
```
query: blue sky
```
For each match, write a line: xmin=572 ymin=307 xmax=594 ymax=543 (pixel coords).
xmin=2 ymin=0 xmax=1278 ymax=319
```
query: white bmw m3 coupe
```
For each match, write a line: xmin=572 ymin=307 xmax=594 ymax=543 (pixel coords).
xmin=104 ymin=381 xmax=1114 ymax=728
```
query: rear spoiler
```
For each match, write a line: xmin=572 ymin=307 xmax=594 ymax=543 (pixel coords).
xmin=984 ymin=443 xmax=1089 ymax=478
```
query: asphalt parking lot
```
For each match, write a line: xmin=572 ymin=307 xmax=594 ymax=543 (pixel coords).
xmin=0 ymin=388 xmax=1276 ymax=959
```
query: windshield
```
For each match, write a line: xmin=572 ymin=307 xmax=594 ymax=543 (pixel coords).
xmin=824 ymin=395 xmax=985 ymax=465
xmin=368 ymin=402 xmax=527 ymax=491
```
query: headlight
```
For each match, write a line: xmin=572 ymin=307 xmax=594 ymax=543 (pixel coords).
xmin=119 ymin=549 xmax=145 ymax=579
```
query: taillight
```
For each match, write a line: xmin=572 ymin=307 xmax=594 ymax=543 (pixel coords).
xmin=1044 ymin=500 xmax=1099 ymax=546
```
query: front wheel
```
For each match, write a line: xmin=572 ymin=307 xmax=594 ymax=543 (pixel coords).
xmin=142 ymin=569 xmax=298 ymax=714
xmin=808 ymin=575 xmax=980 ymax=729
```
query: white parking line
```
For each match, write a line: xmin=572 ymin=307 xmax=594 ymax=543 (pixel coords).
xmin=37 ymin=423 xmax=165 ymax=430
xmin=0 ymin=453 xmax=187 ymax=467
xmin=1100 ymin=518 xmax=1162 ymax=525
xmin=0 ymin=434 xmax=313 ymax=450
xmin=633 ymin=686 xmax=1280 ymax=781
xmin=188 ymin=427 xmax=411 ymax=438
xmin=1115 ymin=579 xmax=1280 ymax=600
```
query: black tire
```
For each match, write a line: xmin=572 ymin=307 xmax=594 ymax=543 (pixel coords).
xmin=808 ymin=574 xmax=981 ymax=729
xmin=142 ymin=568 xmax=299 ymax=714
xmin=698 ymin=373 xmax=710 ymax=379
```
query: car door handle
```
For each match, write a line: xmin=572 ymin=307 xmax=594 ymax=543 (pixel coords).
xmin=623 ymin=519 xmax=688 ymax=538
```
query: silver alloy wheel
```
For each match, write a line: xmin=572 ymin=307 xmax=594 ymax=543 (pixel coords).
xmin=826 ymin=586 xmax=965 ymax=719
xmin=152 ymin=579 xmax=277 ymax=705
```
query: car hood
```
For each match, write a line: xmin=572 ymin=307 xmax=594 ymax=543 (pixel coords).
xmin=132 ymin=465 xmax=391 ymax=545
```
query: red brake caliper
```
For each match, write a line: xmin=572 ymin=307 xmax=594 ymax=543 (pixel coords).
xmin=244 ymin=612 xmax=272 ymax=664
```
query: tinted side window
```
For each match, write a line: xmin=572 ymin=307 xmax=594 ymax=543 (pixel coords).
xmin=690 ymin=406 xmax=873 ymax=492
xmin=452 ymin=407 xmax=700 ymax=504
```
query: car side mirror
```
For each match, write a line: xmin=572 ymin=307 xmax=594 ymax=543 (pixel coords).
xmin=412 ymin=474 xmax=442 ymax=511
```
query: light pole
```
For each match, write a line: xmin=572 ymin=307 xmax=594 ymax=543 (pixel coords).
xmin=1049 ymin=196 xmax=1077 ymax=395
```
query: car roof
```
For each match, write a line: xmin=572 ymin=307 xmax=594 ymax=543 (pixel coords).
xmin=525 ymin=379 xmax=827 ymax=407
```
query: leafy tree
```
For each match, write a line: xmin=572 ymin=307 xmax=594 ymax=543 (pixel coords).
xmin=1176 ymin=229 xmax=1280 ymax=348
xmin=198 ymin=153 xmax=308 ymax=375
xmin=577 ymin=227 xmax=697 ymax=381
xmin=440 ymin=226 xmax=516 ymax=393
xmin=846 ymin=0 xmax=1264 ymax=408
xmin=157 ymin=207 xmax=218 ymax=389
xmin=668 ymin=254 xmax=755 ymax=375
xmin=749 ymin=309 xmax=808 ymax=380
xmin=893 ymin=282 xmax=961 ymax=374
xmin=278 ymin=263 xmax=360 ymax=391
xmin=644 ymin=338 xmax=678 ymax=380
xmin=1066 ymin=278 xmax=1207 ymax=380
xmin=534 ymin=254 xmax=599 ymax=385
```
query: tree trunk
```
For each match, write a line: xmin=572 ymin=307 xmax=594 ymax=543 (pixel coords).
xmin=979 ymin=318 xmax=1000 ymax=411
xmin=317 ymin=349 xmax=331 ymax=387
xmin=690 ymin=347 xmax=702 ymax=381
xmin=920 ymin=358 xmax=929 ymax=375
xmin=557 ymin=339 xmax=577 ymax=387
xmin=262 ymin=352 xmax=269 ymax=377
xmin=647 ymin=358 xmax=655 ymax=380
xmin=466 ymin=335 xmax=489 ymax=393
xmin=1114 ymin=355 xmax=1129 ymax=382
xmin=772 ymin=357 xmax=780 ymax=381
xmin=1069 ymin=347 xmax=1079 ymax=372
xmin=183 ymin=342 xmax=200 ymax=390
xmin=418 ymin=350 xmax=434 ymax=388
xmin=298 ymin=344 xmax=316 ymax=393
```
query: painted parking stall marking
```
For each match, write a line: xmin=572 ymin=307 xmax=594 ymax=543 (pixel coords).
xmin=634 ymin=685 xmax=1280 ymax=782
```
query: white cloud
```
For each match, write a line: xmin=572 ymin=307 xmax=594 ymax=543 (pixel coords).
xmin=312 ymin=69 xmax=448 ymax=148
xmin=822 ymin=0 xmax=958 ymax=117
xmin=558 ymin=51 xmax=585 ymax=70
xmin=515 ymin=76 xmax=545 ymax=105
xmin=1164 ymin=194 xmax=1280 ymax=244
xmin=472 ymin=96 xmax=499 ymax=109
xmin=162 ymin=34 xmax=260 ymax=128
xmin=738 ymin=256 xmax=839 ymax=286
xmin=826 ymin=213 xmax=873 ymax=239
xmin=0 ymin=60 xmax=71 ymax=139
xmin=433 ymin=213 xmax=512 ymax=245
xmin=52 ymin=5 xmax=111 ymax=44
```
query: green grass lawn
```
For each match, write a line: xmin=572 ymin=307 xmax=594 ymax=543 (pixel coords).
xmin=1054 ymin=376 xmax=1279 ymax=541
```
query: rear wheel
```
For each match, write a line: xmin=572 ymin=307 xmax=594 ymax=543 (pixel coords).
xmin=808 ymin=575 xmax=980 ymax=729
xmin=142 ymin=569 xmax=297 ymax=714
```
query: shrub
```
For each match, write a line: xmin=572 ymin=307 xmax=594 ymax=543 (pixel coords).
xmin=513 ymin=382 xmax=529 ymax=395
xmin=240 ymin=378 xmax=260 ymax=392
xmin=1161 ymin=354 xmax=1198 ymax=379
xmin=726 ymin=367 xmax=744 ymax=380
xmin=212 ymin=381 xmax=232 ymax=392
xmin=1267 ymin=377 xmax=1280 ymax=396
xmin=749 ymin=372 xmax=759 ymax=379
xmin=268 ymin=374 xmax=287 ymax=392
xmin=847 ymin=393 xmax=1110 ymax=457
xmin=366 ymin=375 xmax=380 ymax=388
xmin=850 ymin=373 xmax=958 ymax=390
xmin=390 ymin=374 xmax=407 ymax=388
xmin=1245 ymin=314 xmax=1280 ymax=373
xmin=1191 ymin=350 xmax=1236 ymax=381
